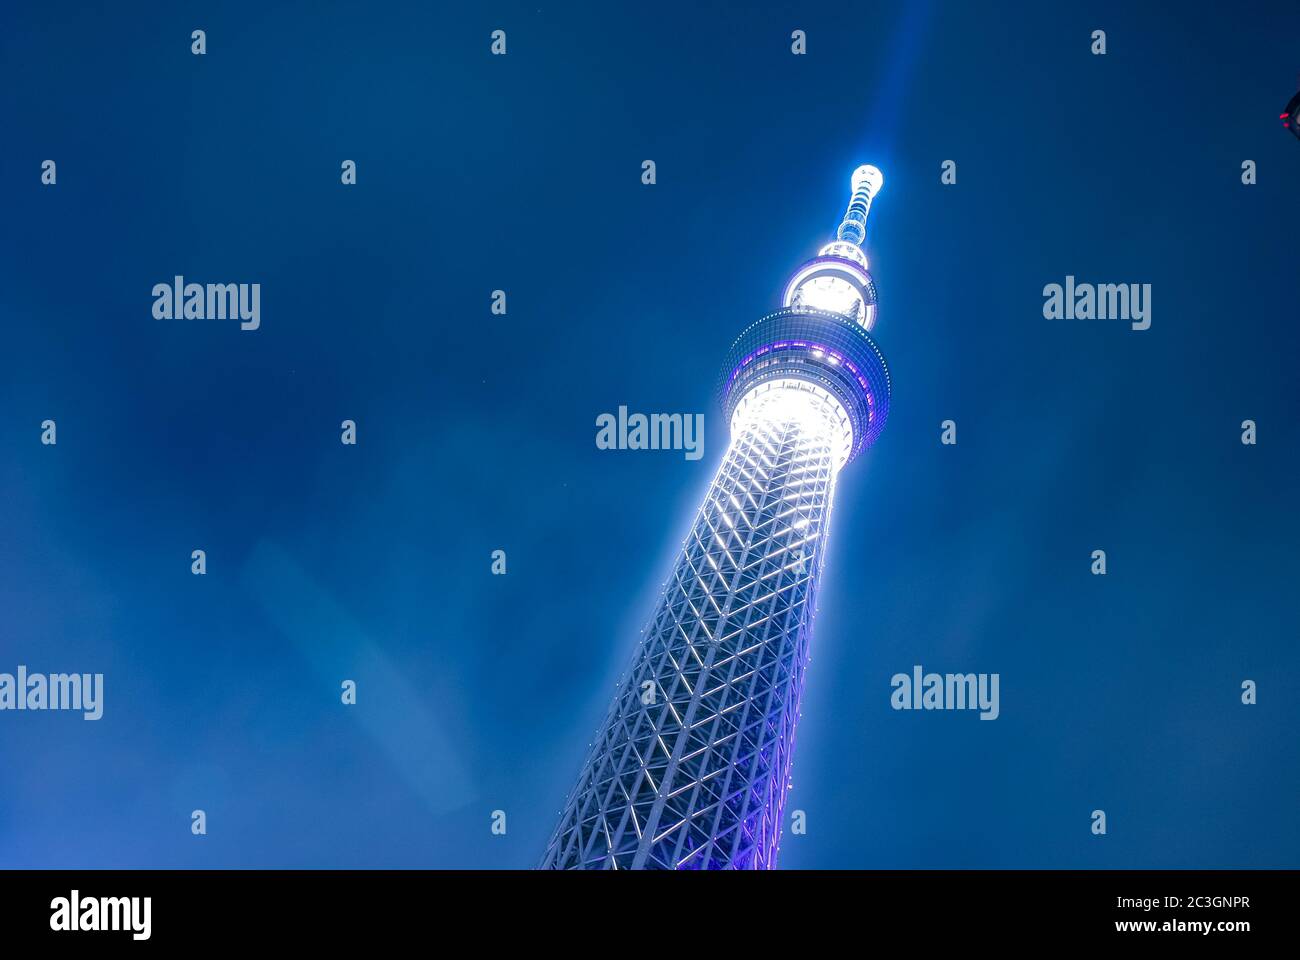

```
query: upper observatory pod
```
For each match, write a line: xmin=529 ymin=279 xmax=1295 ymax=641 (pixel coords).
xmin=781 ymin=165 xmax=884 ymax=330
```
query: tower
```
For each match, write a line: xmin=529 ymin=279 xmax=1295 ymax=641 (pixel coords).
xmin=542 ymin=166 xmax=891 ymax=869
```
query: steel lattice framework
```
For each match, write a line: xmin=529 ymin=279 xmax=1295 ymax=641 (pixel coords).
xmin=542 ymin=388 xmax=842 ymax=869
xmin=543 ymin=165 xmax=892 ymax=869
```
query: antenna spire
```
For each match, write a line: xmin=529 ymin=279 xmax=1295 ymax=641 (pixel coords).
xmin=836 ymin=165 xmax=885 ymax=246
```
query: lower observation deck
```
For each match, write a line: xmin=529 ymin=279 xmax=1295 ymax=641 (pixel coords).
xmin=718 ymin=308 xmax=891 ymax=463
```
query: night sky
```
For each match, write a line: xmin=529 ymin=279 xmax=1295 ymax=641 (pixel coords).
xmin=2 ymin=0 xmax=1297 ymax=868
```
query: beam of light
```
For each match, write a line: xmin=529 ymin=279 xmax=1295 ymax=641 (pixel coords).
xmin=240 ymin=540 xmax=476 ymax=815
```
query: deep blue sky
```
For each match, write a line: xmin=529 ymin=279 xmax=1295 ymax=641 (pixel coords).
xmin=2 ymin=1 xmax=1297 ymax=868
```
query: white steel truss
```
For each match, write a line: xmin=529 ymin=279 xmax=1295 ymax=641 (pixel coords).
xmin=542 ymin=387 xmax=845 ymax=869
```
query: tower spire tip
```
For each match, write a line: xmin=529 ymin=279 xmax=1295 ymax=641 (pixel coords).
xmin=837 ymin=165 xmax=884 ymax=246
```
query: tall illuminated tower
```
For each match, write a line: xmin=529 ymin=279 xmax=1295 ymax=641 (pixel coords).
xmin=542 ymin=166 xmax=891 ymax=869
